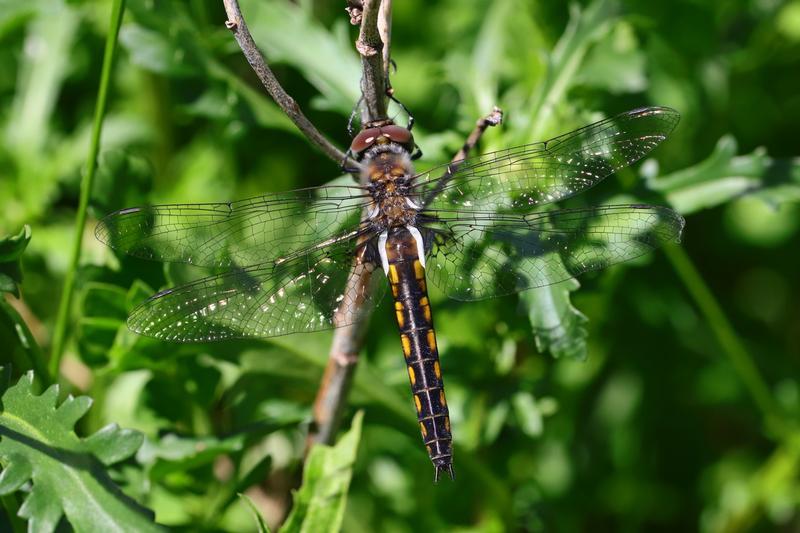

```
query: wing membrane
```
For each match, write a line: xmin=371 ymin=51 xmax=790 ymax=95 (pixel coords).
xmin=416 ymin=107 xmax=680 ymax=212
xmin=96 ymin=185 xmax=370 ymax=267
xmin=424 ymin=205 xmax=685 ymax=301
xmin=127 ymin=232 xmax=385 ymax=342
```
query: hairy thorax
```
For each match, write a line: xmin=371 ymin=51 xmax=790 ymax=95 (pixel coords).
xmin=363 ymin=145 xmax=419 ymax=228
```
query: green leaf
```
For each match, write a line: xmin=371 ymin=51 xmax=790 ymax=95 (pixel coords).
xmin=520 ymin=279 xmax=588 ymax=360
xmin=120 ymin=23 xmax=198 ymax=77
xmin=526 ymin=0 xmax=619 ymax=140
xmin=239 ymin=493 xmax=271 ymax=533
xmin=0 ymin=371 xmax=162 ymax=533
xmin=0 ymin=226 xmax=48 ymax=384
xmin=280 ymin=411 xmax=364 ymax=533
xmin=138 ymin=433 xmax=246 ymax=482
xmin=240 ymin=0 xmax=361 ymax=114
xmin=0 ymin=226 xmax=31 ymax=298
xmin=508 ymin=0 xmax=621 ymax=360
xmin=574 ymin=21 xmax=646 ymax=94
xmin=647 ymin=135 xmax=800 ymax=214
xmin=77 ymin=282 xmax=129 ymax=366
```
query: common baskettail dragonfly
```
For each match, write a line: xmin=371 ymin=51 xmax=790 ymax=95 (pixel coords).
xmin=96 ymin=106 xmax=684 ymax=482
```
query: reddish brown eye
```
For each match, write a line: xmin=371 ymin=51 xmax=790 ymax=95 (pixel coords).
xmin=350 ymin=127 xmax=381 ymax=155
xmin=381 ymin=125 xmax=413 ymax=145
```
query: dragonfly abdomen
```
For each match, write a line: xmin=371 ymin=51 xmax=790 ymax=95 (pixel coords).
xmin=382 ymin=226 xmax=454 ymax=482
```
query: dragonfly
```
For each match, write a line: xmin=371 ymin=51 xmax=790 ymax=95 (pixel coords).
xmin=96 ymin=106 xmax=684 ymax=482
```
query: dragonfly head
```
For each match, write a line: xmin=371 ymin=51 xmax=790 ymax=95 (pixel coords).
xmin=351 ymin=122 xmax=414 ymax=161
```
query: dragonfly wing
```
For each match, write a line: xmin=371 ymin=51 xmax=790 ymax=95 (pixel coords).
xmin=423 ymin=205 xmax=685 ymax=301
xmin=415 ymin=107 xmax=680 ymax=212
xmin=96 ymin=185 xmax=370 ymax=267
xmin=127 ymin=232 xmax=386 ymax=342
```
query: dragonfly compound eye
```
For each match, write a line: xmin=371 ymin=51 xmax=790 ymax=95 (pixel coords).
xmin=381 ymin=125 xmax=414 ymax=151
xmin=350 ymin=127 xmax=383 ymax=157
xmin=350 ymin=125 xmax=415 ymax=159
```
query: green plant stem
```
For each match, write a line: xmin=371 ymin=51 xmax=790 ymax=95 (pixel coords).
xmin=663 ymin=244 xmax=786 ymax=435
xmin=720 ymin=436 xmax=800 ymax=533
xmin=0 ymin=494 xmax=26 ymax=533
xmin=49 ymin=0 xmax=126 ymax=378
xmin=0 ymin=297 xmax=50 ymax=387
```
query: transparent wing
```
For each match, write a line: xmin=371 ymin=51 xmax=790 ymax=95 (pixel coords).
xmin=422 ymin=205 xmax=685 ymax=301
xmin=127 ymin=232 xmax=386 ymax=342
xmin=96 ymin=185 xmax=370 ymax=267
xmin=415 ymin=107 xmax=680 ymax=212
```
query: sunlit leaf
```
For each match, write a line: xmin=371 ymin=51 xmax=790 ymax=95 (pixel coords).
xmin=646 ymin=135 xmax=800 ymax=214
xmin=0 ymin=371 xmax=161 ymax=532
xmin=281 ymin=411 xmax=363 ymax=533
xmin=521 ymin=279 xmax=588 ymax=360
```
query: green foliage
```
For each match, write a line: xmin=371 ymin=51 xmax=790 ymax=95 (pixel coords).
xmin=0 ymin=226 xmax=31 ymax=298
xmin=0 ymin=0 xmax=799 ymax=531
xmin=281 ymin=412 xmax=363 ymax=533
xmin=0 ymin=370 xmax=160 ymax=532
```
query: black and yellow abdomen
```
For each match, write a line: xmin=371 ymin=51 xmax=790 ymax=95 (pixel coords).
xmin=383 ymin=226 xmax=454 ymax=481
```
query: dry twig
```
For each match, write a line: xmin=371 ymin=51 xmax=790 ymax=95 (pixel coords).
xmin=307 ymin=0 xmax=389 ymax=450
xmin=354 ymin=0 xmax=387 ymax=123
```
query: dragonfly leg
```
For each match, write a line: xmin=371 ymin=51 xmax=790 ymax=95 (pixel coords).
xmin=347 ymin=96 xmax=364 ymax=138
xmin=339 ymin=148 xmax=360 ymax=175
xmin=386 ymin=88 xmax=415 ymax=131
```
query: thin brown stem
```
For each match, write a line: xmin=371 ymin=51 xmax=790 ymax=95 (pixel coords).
xmin=355 ymin=0 xmax=387 ymax=124
xmin=379 ymin=0 xmax=392 ymax=83
xmin=307 ymin=1 xmax=390 ymax=450
xmin=423 ymin=106 xmax=504 ymax=206
xmin=222 ymin=0 xmax=356 ymax=168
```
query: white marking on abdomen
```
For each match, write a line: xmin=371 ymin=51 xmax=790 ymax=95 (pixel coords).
xmin=406 ymin=225 xmax=426 ymax=269
xmin=378 ymin=231 xmax=389 ymax=275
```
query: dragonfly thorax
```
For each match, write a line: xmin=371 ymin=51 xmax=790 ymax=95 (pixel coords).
xmin=364 ymin=145 xmax=420 ymax=228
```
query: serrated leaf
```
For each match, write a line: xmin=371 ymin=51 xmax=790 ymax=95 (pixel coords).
xmin=0 ymin=371 xmax=162 ymax=533
xmin=280 ymin=411 xmax=363 ymax=533
xmin=647 ymin=135 xmax=800 ymax=214
xmin=53 ymin=394 xmax=93 ymax=428
xmin=84 ymin=424 xmax=144 ymax=466
xmin=521 ymin=279 xmax=588 ymax=360
xmin=0 ymin=455 xmax=32 ymax=495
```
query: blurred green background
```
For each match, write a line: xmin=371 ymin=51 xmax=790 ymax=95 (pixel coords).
xmin=1 ymin=0 xmax=799 ymax=531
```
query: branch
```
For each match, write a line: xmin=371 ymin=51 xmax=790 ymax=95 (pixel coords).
xmin=423 ymin=106 xmax=504 ymax=206
xmin=355 ymin=0 xmax=387 ymax=123
xmin=378 ymin=0 xmax=392 ymax=85
xmin=222 ymin=0 xmax=356 ymax=168
xmin=450 ymin=106 xmax=504 ymax=165
xmin=307 ymin=0 xmax=389 ymax=450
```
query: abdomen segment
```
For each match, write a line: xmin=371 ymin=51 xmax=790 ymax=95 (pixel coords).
xmin=383 ymin=226 xmax=454 ymax=482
